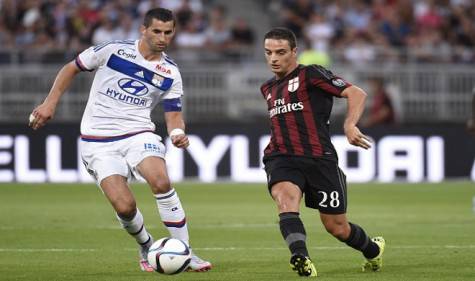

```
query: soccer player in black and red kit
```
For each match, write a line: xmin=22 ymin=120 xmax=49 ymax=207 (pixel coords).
xmin=260 ymin=27 xmax=385 ymax=277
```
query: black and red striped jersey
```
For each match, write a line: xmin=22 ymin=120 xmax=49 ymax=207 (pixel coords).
xmin=260 ymin=64 xmax=352 ymax=161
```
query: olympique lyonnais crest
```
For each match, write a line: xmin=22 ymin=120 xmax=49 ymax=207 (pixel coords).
xmin=288 ymin=77 xmax=299 ymax=92
xmin=152 ymin=73 xmax=164 ymax=87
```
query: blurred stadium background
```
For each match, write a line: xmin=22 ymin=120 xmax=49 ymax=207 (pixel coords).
xmin=1 ymin=1 xmax=475 ymax=280
xmin=0 ymin=0 xmax=474 ymax=123
xmin=0 ymin=0 xmax=473 ymax=182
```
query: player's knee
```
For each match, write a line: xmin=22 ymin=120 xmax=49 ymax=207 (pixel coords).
xmin=115 ymin=200 xmax=137 ymax=219
xmin=149 ymin=177 xmax=171 ymax=193
xmin=272 ymin=191 xmax=300 ymax=212
xmin=324 ymin=222 xmax=349 ymax=240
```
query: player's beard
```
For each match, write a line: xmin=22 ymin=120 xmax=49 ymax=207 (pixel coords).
xmin=144 ymin=36 xmax=166 ymax=54
xmin=151 ymin=41 xmax=166 ymax=53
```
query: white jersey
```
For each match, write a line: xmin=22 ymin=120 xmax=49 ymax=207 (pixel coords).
xmin=76 ymin=39 xmax=183 ymax=137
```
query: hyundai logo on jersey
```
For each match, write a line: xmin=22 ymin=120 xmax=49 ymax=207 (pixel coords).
xmin=118 ymin=78 xmax=149 ymax=96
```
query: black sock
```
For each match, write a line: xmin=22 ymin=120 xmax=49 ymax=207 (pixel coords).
xmin=279 ymin=212 xmax=309 ymax=257
xmin=343 ymin=222 xmax=379 ymax=259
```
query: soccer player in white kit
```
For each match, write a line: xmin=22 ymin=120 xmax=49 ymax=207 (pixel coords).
xmin=29 ymin=8 xmax=212 ymax=272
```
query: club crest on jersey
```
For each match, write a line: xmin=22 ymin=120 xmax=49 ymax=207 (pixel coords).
xmin=288 ymin=77 xmax=299 ymax=92
xmin=151 ymin=73 xmax=165 ymax=87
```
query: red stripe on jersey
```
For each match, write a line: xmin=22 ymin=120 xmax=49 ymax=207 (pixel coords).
xmin=310 ymin=78 xmax=344 ymax=97
xmin=262 ymin=84 xmax=275 ymax=154
xmin=269 ymin=83 xmax=287 ymax=154
xmin=282 ymin=85 xmax=304 ymax=155
xmin=300 ymin=70 xmax=323 ymax=156
xmin=80 ymin=129 xmax=154 ymax=141
xmin=75 ymin=56 xmax=93 ymax=72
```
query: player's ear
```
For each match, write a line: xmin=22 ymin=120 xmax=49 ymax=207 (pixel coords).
xmin=140 ymin=25 xmax=146 ymax=35
xmin=292 ymin=47 xmax=298 ymax=56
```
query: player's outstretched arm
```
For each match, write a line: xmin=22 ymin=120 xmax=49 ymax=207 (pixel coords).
xmin=29 ymin=61 xmax=81 ymax=130
xmin=341 ymin=85 xmax=371 ymax=149
xmin=165 ymin=111 xmax=189 ymax=148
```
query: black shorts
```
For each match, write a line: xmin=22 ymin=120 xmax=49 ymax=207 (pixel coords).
xmin=263 ymin=155 xmax=348 ymax=214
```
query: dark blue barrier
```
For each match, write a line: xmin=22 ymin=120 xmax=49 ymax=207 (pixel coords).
xmin=0 ymin=123 xmax=473 ymax=182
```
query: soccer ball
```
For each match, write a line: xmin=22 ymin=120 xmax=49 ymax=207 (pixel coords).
xmin=147 ymin=237 xmax=191 ymax=274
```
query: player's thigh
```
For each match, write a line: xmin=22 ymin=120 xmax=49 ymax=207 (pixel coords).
xmin=123 ymin=132 xmax=166 ymax=176
xmin=270 ymin=181 xmax=303 ymax=213
xmin=303 ymin=159 xmax=348 ymax=214
xmin=100 ymin=174 xmax=137 ymax=216
xmin=264 ymin=156 xmax=306 ymax=205
xmin=80 ymin=140 xmax=130 ymax=184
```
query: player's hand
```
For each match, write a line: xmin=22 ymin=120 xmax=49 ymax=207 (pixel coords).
xmin=344 ymin=125 xmax=371 ymax=149
xmin=29 ymin=102 xmax=56 ymax=130
xmin=171 ymin=134 xmax=189 ymax=148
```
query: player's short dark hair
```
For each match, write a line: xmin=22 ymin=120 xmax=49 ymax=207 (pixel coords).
xmin=264 ymin=27 xmax=297 ymax=49
xmin=143 ymin=8 xmax=175 ymax=27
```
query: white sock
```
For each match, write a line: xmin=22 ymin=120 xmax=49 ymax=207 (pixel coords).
xmin=154 ymin=188 xmax=190 ymax=246
xmin=116 ymin=208 xmax=152 ymax=247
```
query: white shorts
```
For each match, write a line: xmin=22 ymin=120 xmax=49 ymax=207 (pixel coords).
xmin=80 ymin=132 xmax=166 ymax=184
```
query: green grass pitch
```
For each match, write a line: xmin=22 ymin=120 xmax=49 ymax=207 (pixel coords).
xmin=0 ymin=182 xmax=474 ymax=281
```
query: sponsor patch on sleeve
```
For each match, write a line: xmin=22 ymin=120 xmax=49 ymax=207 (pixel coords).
xmin=331 ymin=78 xmax=346 ymax=87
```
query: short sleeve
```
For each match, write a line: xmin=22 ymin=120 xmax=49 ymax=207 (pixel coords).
xmin=162 ymin=71 xmax=184 ymax=99
xmin=76 ymin=43 xmax=114 ymax=71
xmin=308 ymin=65 xmax=352 ymax=97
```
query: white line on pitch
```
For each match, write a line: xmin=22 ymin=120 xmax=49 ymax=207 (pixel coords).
xmin=0 ymin=223 xmax=278 ymax=230
xmin=131 ymin=245 xmax=475 ymax=251
xmin=0 ymin=249 xmax=96 ymax=252
xmin=1 ymin=245 xmax=474 ymax=253
xmin=192 ymin=245 xmax=475 ymax=251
